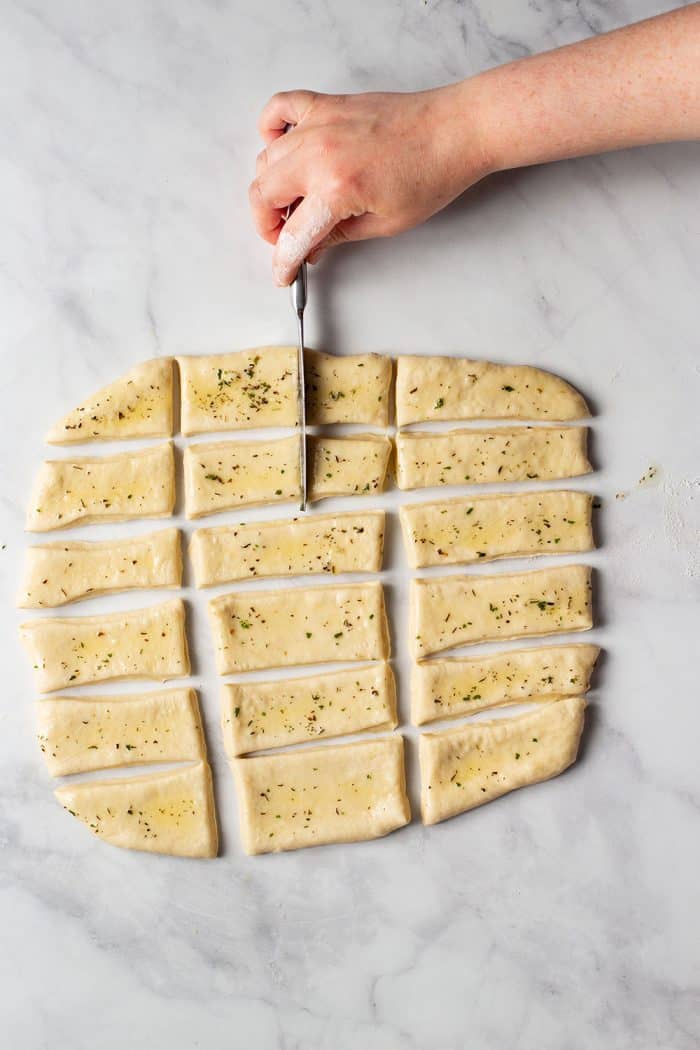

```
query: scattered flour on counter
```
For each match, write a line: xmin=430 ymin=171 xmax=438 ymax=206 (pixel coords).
xmin=663 ymin=477 xmax=700 ymax=580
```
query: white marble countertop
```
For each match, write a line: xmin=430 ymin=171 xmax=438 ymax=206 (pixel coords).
xmin=1 ymin=2 xmax=699 ymax=1047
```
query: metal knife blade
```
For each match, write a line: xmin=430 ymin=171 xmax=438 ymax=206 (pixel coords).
xmin=290 ymin=262 xmax=308 ymax=512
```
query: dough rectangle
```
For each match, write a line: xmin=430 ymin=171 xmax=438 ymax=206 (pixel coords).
xmin=55 ymin=760 xmax=218 ymax=857
xmin=209 ymin=581 xmax=390 ymax=673
xmin=190 ymin=511 xmax=385 ymax=586
xmin=411 ymin=564 xmax=592 ymax=658
xmin=20 ymin=597 xmax=190 ymax=693
xmin=183 ymin=436 xmax=300 ymax=518
xmin=178 ymin=348 xmax=299 ymax=434
xmin=308 ymin=434 xmax=392 ymax=501
xmin=18 ymin=527 xmax=182 ymax=608
xmin=37 ymin=688 xmax=205 ymax=776
xmin=233 ymin=736 xmax=410 ymax=854
xmin=26 ymin=443 xmax=176 ymax=532
xmin=46 ymin=357 xmax=174 ymax=443
xmin=305 ymin=349 xmax=392 ymax=425
xmin=420 ymin=697 xmax=586 ymax=824
xmin=395 ymin=427 xmax=591 ymax=489
xmin=400 ymin=491 xmax=593 ymax=567
xmin=412 ymin=643 xmax=599 ymax=725
xmin=222 ymin=662 xmax=397 ymax=755
xmin=395 ymin=355 xmax=589 ymax=426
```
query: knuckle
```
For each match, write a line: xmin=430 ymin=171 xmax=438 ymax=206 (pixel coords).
xmin=248 ymin=177 xmax=264 ymax=206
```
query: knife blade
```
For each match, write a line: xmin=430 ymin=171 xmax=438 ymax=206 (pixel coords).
xmin=290 ymin=262 xmax=308 ymax=512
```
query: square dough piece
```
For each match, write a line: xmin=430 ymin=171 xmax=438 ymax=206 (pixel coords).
xmin=178 ymin=348 xmax=299 ymax=434
xmin=46 ymin=357 xmax=174 ymax=443
xmin=411 ymin=564 xmax=592 ymax=658
xmin=20 ymin=597 xmax=190 ymax=693
xmin=209 ymin=580 xmax=390 ymax=673
xmin=190 ymin=511 xmax=385 ymax=586
xmin=18 ymin=527 xmax=182 ymax=608
xmin=232 ymin=736 xmax=410 ymax=854
xmin=308 ymin=434 xmax=392 ymax=501
xmin=412 ymin=643 xmax=599 ymax=725
xmin=305 ymin=349 xmax=392 ymax=425
xmin=395 ymin=355 xmax=589 ymax=426
xmin=400 ymin=491 xmax=594 ymax=568
xmin=222 ymin=662 xmax=397 ymax=755
xmin=183 ymin=436 xmax=300 ymax=518
xmin=55 ymin=760 xmax=218 ymax=857
xmin=395 ymin=427 xmax=591 ymax=489
xmin=26 ymin=443 xmax=176 ymax=532
xmin=420 ymin=697 xmax=586 ymax=825
xmin=37 ymin=688 xmax=205 ymax=776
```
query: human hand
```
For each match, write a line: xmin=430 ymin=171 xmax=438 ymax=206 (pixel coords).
xmin=249 ymin=85 xmax=491 ymax=285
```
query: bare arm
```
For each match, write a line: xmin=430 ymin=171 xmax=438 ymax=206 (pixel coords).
xmin=250 ymin=4 xmax=700 ymax=285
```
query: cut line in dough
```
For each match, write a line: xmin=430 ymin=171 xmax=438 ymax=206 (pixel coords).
xmin=395 ymin=427 xmax=591 ymax=489
xmin=420 ymin=697 xmax=586 ymax=825
xmin=233 ymin=735 xmax=410 ymax=854
xmin=55 ymin=760 xmax=218 ymax=857
xmin=46 ymin=358 xmax=174 ymax=443
xmin=412 ymin=643 xmax=599 ymax=725
xmin=178 ymin=347 xmax=299 ymax=434
xmin=308 ymin=434 xmax=392 ymax=500
xmin=37 ymin=688 xmax=205 ymax=776
xmin=305 ymin=349 xmax=392 ymax=425
xmin=222 ymin=662 xmax=397 ymax=755
xmin=400 ymin=491 xmax=594 ymax=567
xmin=183 ymin=436 xmax=300 ymax=518
xmin=20 ymin=597 xmax=190 ymax=693
xmin=18 ymin=527 xmax=182 ymax=608
xmin=395 ymin=355 xmax=589 ymax=426
xmin=411 ymin=564 xmax=592 ymax=658
xmin=190 ymin=511 xmax=385 ymax=586
xmin=26 ymin=443 xmax=176 ymax=532
xmin=209 ymin=580 xmax=390 ymax=673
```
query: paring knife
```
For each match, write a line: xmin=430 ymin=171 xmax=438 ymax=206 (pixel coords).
xmin=283 ymin=122 xmax=308 ymax=512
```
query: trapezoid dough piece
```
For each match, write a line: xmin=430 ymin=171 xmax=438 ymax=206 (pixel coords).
xmin=209 ymin=580 xmax=390 ymax=673
xmin=26 ymin=443 xmax=176 ymax=532
xmin=308 ymin=434 xmax=392 ymax=501
xmin=420 ymin=696 xmax=586 ymax=824
xmin=395 ymin=426 xmax=590 ymax=489
xmin=55 ymin=760 xmax=218 ymax=857
xmin=183 ymin=436 xmax=300 ymax=518
xmin=222 ymin=662 xmax=397 ymax=755
xmin=305 ymin=349 xmax=392 ymax=425
xmin=46 ymin=358 xmax=174 ymax=443
xmin=190 ymin=511 xmax=385 ymax=586
xmin=232 ymin=735 xmax=410 ymax=854
xmin=400 ymin=491 xmax=594 ymax=568
xmin=411 ymin=564 xmax=592 ymax=658
xmin=412 ymin=643 xmax=599 ymax=725
xmin=37 ymin=688 xmax=205 ymax=776
xmin=178 ymin=347 xmax=298 ymax=434
xmin=20 ymin=597 xmax=190 ymax=693
xmin=18 ymin=527 xmax=182 ymax=608
xmin=395 ymin=355 xmax=588 ymax=426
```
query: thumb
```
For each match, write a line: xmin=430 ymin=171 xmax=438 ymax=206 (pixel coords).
xmin=272 ymin=194 xmax=337 ymax=286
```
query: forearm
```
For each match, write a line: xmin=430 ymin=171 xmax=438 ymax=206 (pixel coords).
xmin=462 ymin=3 xmax=700 ymax=176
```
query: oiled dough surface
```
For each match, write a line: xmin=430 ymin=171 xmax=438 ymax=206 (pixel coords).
xmin=183 ymin=436 xmax=300 ymax=518
xmin=20 ymin=597 xmax=190 ymax=692
xmin=395 ymin=355 xmax=588 ymax=426
xmin=305 ymin=349 xmax=392 ymax=425
xmin=308 ymin=434 xmax=392 ymax=501
xmin=222 ymin=662 xmax=397 ymax=755
xmin=46 ymin=358 xmax=174 ymax=443
xmin=233 ymin=736 xmax=410 ymax=854
xmin=420 ymin=697 xmax=586 ymax=824
xmin=19 ymin=527 xmax=182 ymax=608
xmin=55 ymin=761 xmax=218 ymax=857
xmin=411 ymin=564 xmax=592 ymax=657
xmin=26 ymin=443 xmax=175 ymax=531
xmin=209 ymin=581 xmax=390 ymax=673
xmin=412 ymin=643 xmax=599 ymax=725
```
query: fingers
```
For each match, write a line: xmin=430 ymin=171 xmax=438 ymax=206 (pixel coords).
xmin=258 ymin=90 xmax=318 ymax=145
xmin=272 ymin=194 xmax=337 ymax=286
xmin=249 ymin=152 xmax=306 ymax=245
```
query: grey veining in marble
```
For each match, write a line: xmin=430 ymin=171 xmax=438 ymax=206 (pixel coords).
xmin=1 ymin=2 xmax=699 ymax=1048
